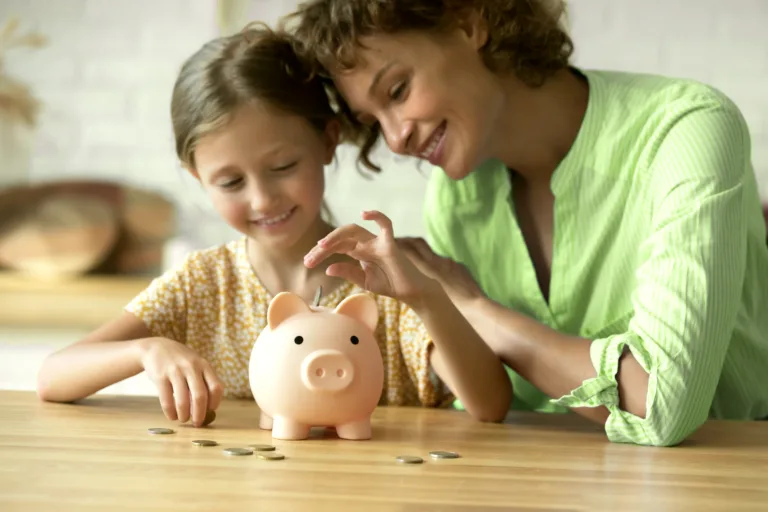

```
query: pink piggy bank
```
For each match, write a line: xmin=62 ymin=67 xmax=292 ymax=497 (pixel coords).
xmin=249 ymin=291 xmax=384 ymax=440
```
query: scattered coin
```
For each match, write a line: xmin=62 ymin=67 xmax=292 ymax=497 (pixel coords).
xmin=256 ymin=452 xmax=285 ymax=461
xmin=147 ymin=428 xmax=175 ymax=435
xmin=248 ymin=444 xmax=276 ymax=452
xmin=395 ymin=455 xmax=423 ymax=464
xmin=191 ymin=439 xmax=218 ymax=447
xmin=222 ymin=447 xmax=253 ymax=457
xmin=202 ymin=410 xmax=216 ymax=427
xmin=429 ymin=450 xmax=460 ymax=460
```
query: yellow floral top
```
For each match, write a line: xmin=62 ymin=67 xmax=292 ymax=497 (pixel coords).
xmin=125 ymin=237 xmax=452 ymax=407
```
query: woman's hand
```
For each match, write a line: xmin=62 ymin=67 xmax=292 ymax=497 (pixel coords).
xmin=397 ymin=237 xmax=485 ymax=307
xmin=138 ymin=337 xmax=224 ymax=427
xmin=303 ymin=210 xmax=440 ymax=307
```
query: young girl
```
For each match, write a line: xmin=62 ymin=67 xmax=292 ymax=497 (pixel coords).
xmin=35 ymin=25 xmax=512 ymax=427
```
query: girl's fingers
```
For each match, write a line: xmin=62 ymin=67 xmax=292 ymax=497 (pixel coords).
xmin=156 ymin=379 xmax=177 ymax=421
xmin=325 ymin=262 xmax=368 ymax=289
xmin=169 ymin=371 xmax=191 ymax=424
xmin=187 ymin=369 xmax=209 ymax=427
xmin=203 ymin=366 xmax=224 ymax=412
xmin=361 ymin=210 xmax=394 ymax=240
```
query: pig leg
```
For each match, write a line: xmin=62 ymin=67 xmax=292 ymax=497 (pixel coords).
xmin=335 ymin=417 xmax=372 ymax=440
xmin=271 ymin=416 xmax=311 ymax=440
xmin=259 ymin=411 xmax=273 ymax=430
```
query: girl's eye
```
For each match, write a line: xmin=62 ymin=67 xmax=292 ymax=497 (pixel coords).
xmin=389 ymin=80 xmax=407 ymax=101
xmin=219 ymin=177 xmax=243 ymax=189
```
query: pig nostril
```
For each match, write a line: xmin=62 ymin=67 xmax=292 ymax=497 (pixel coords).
xmin=316 ymin=368 xmax=325 ymax=377
xmin=337 ymin=369 xmax=344 ymax=378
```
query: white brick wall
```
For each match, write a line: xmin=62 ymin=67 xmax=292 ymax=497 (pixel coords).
xmin=1 ymin=0 xmax=766 ymax=249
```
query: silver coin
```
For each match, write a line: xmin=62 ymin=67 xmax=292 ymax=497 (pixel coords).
xmin=222 ymin=447 xmax=253 ymax=456
xmin=256 ymin=452 xmax=285 ymax=461
xmin=429 ymin=450 xmax=460 ymax=459
xmin=147 ymin=427 xmax=175 ymax=435
xmin=191 ymin=439 xmax=218 ymax=447
xmin=395 ymin=455 xmax=423 ymax=464
xmin=247 ymin=444 xmax=276 ymax=452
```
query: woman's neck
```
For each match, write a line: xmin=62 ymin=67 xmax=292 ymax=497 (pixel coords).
xmin=493 ymin=67 xmax=590 ymax=185
xmin=247 ymin=217 xmax=348 ymax=304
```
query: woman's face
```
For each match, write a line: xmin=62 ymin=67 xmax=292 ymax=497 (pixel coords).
xmin=331 ymin=22 xmax=507 ymax=180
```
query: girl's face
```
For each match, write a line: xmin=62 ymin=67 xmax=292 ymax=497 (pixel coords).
xmin=191 ymin=104 xmax=337 ymax=252
xmin=331 ymin=21 xmax=507 ymax=181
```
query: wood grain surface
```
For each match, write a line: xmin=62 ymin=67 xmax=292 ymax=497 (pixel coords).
xmin=0 ymin=390 xmax=767 ymax=511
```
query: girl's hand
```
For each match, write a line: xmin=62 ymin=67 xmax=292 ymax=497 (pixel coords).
xmin=303 ymin=210 xmax=440 ymax=306
xmin=138 ymin=337 xmax=224 ymax=427
xmin=397 ymin=237 xmax=486 ymax=307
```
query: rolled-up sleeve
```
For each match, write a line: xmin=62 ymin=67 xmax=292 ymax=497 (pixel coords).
xmin=552 ymin=99 xmax=751 ymax=446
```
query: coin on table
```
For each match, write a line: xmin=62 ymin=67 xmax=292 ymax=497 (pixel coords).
xmin=256 ymin=452 xmax=285 ymax=461
xmin=222 ymin=447 xmax=253 ymax=456
xmin=148 ymin=428 xmax=175 ymax=435
xmin=191 ymin=439 xmax=218 ymax=447
xmin=201 ymin=410 xmax=216 ymax=427
xmin=429 ymin=450 xmax=460 ymax=460
xmin=395 ymin=455 xmax=424 ymax=464
xmin=248 ymin=444 xmax=275 ymax=452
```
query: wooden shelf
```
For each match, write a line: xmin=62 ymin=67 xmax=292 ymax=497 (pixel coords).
xmin=0 ymin=272 xmax=153 ymax=329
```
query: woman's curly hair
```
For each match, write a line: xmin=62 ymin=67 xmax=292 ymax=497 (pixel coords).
xmin=283 ymin=0 xmax=573 ymax=172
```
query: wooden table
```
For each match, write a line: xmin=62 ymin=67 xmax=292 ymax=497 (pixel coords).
xmin=1 ymin=391 xmax=767 ymax=511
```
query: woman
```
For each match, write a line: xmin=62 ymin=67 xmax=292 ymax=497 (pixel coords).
xmin=287 ymin=0 xmax=768 ymax=446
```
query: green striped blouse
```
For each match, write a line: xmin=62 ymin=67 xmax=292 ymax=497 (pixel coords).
xmin=423 ymin=68 xmax=768 ymax=446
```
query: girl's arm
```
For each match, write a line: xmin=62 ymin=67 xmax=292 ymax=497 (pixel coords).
xmin=37 ymin=311 xmax=225 ymax=428
xmin=36 ymin=312 xmax=151 ymax=403
xmin=304 ymin=210 xmax=512 ymax=422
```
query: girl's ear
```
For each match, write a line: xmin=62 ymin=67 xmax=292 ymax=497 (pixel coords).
xmin=322 ymin=119 xmax=341 ymax=165
xmin=184 ymin=165 xmax=201 ymax=181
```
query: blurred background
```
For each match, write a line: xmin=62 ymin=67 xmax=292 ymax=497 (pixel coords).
xmin=1 ymin=0 xmax=767 ymax=394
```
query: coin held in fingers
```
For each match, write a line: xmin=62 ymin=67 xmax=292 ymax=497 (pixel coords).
xmin=201 ymin=409 xmax=216 ymax=427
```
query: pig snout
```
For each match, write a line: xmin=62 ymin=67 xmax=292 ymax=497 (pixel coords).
xmin=301 ymin=349 xmax=354 ymax=392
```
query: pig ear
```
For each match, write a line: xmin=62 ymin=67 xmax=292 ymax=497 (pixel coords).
xmin=333 ymin=293 xmax=379 ymax=332
xmin=268 ymin=292 xmax=312 ymax=330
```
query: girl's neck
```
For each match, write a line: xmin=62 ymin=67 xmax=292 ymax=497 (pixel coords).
xmin=246 ymin=216 xmax=348 ymax=304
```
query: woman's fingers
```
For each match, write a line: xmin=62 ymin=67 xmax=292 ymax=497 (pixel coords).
xmin=325 ymin=262 xmax=368 ymax=289
xmin=361 ymin=210 xmax=394 ymax=240
xmin=169 ymin=371 xmax=191 ymax=424
xmin=156 ymin=379 xmax=177 ymax=421
xmin=187 ymin=368 xmax=209 ymax=427
xmin=305 ymin=224 xmax=375 ymax=267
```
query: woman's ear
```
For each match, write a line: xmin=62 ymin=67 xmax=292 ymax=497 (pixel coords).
xmin=323 ymin=119 xmax=341 ymax=165
xmin=457 ymin=9 xmax=489 ymax=51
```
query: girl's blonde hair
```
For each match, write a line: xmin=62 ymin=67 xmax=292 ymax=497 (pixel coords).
xmin=170 ymin=23 xmax=338 ymax=220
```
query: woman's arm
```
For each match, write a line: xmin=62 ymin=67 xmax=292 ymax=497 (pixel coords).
xmin=410 ymin=286 xmax=513 ymax=422
xmin=407 ymin=98 xmax=753 ymax=447
xmin=304 ymin=211 xmax=512 ymax=422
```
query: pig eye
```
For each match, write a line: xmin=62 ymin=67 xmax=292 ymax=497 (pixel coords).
xmin=350 ymin=336 xmax=359 ymax=345
xmin=294 ymin=336 xmax=304 ymax=345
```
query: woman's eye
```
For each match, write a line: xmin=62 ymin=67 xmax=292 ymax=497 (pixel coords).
xmin=273 ymin=161 xmax=297 ymax=172
xmin=389 ymin=80 xmax=407 ymax=101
